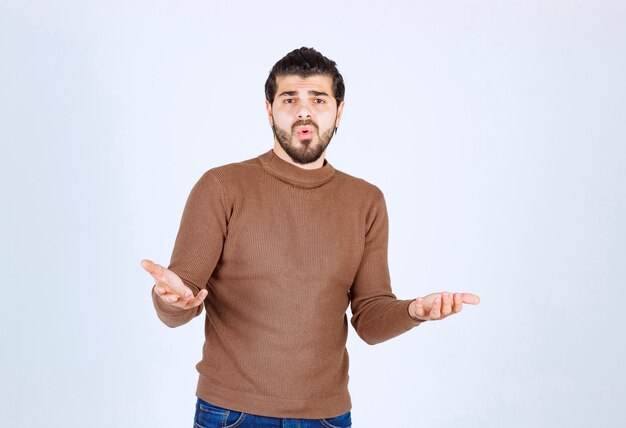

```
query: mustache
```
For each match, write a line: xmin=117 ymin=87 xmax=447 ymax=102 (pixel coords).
xmin=292 ymin=119 xmax=318 ymax=131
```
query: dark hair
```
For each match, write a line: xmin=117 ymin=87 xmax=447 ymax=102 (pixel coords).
xmin=264 ymin=47 xmax=345 ymax=107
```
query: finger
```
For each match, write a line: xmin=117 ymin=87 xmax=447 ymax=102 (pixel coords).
xmin=143 ymin=260 xmax=180 ymax=295
xmin=165 ymin=280 xmax=193 ymax=299
xmin=452 ymin=293 xmax=463 ymax=313
xmin=461 ymin=293 xmax=481 ymax=305
xmin=154 ymin=283 xmax=185 ymax=299
xmin=441 ymin=291 xmax=452 ymax=317
xmin=430 ymin=297 xmax=441 ymax=320
xmin=161 ymin=293 xmax=184 ymax=304
xmin=414 ymin=298 xmax=426 ymax=320
xmin=149 ymin=264 xmax=191 ymax=298
xmin=185 ymin=289 xmax=208 ymax=308
xmin=156 ymin=291 xmax=181 ymax=304
xmin=155 ymin=285 xmax=186 ymax=302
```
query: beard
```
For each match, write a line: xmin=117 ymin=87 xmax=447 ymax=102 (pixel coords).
xmin=272 ymin=118 xmax=337 ymax=165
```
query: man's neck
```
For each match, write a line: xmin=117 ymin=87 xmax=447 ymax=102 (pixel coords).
xmin=272 ymin=142 xmax=326 ymax=170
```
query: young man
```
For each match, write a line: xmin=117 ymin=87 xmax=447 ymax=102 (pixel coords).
xmin=142 ymin=47 xmax=480 ymax=427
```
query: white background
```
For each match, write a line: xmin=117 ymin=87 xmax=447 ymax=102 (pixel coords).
xmin=1 ymin=1 xmax=625 ymax=426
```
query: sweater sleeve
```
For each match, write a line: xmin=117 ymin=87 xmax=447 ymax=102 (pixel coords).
xmin=152 ymin=170 xmax=229 ymax=328
xmin=349 ymin=191 xmax=424 ymax=345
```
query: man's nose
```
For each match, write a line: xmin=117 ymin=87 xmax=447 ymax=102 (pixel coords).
xmin=297 ymin=104 xmax=311 ymax=119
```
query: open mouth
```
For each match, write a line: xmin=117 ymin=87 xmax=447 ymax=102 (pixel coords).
xmin=295 ymin=126 xmax=314 ymax=139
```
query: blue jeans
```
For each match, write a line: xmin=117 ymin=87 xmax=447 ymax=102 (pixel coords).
xmin=193 ymin=397 xmax=352 ymax=428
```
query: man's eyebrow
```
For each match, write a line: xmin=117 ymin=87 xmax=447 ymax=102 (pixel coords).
xmin=278 ymin=90 xmax=331 ymax=97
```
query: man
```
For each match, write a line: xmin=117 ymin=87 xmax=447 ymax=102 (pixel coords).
xmin=142 ymin=47 xmax=480 ymax=427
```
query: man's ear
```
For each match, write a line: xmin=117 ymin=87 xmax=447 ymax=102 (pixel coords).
xmin=265 ymin=100 xmax=273 ymax=126
xmin=335 ymin=100 xmax=345 ymax=128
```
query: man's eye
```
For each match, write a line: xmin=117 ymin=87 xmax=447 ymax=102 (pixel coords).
xmin=284 ymin=98 xmax=295 ymax=104
xmin=314 ymin=99 xmax=325 ymax=104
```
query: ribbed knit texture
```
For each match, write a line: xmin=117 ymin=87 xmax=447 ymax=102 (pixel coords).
xmin=151 ymin=148 xmax=423 ymax=419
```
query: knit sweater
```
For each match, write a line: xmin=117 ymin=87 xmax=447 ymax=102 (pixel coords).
xmin=151 ymin=148 xmax=423 ymax=419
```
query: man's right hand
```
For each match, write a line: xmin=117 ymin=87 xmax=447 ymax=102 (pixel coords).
xmin=141 ymin=259 xmax=208 ymax=309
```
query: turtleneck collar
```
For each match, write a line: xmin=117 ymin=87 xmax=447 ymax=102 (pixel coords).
xmin=258 ymin=148 xmax=336 ymax=189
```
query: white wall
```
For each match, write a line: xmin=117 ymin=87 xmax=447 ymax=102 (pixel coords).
xmin=1 ymin=1 xmax=624 ymax=426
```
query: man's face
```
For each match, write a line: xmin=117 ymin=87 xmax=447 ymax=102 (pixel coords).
xmin=266 ymin=74 xmax=344 ymax=165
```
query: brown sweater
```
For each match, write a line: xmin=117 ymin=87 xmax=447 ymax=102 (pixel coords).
xmin=151 ymin=148 xmax=423 ymax=419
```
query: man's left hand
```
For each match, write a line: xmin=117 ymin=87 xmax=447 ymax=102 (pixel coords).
xmin=408 ymin=291 xmax=480 ymax=322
